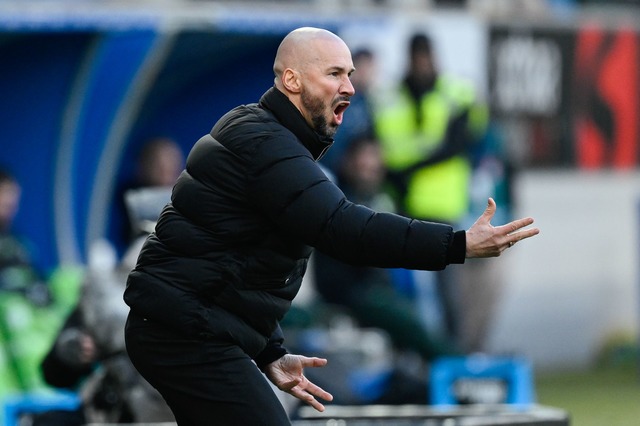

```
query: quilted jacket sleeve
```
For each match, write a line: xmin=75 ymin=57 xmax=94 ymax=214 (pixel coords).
xmin=247 ymin=137 xmax=465 ymax=271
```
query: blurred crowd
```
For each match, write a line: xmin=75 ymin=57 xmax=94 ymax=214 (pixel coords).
xmin=0 ymin=29 xmax=515 ymax=423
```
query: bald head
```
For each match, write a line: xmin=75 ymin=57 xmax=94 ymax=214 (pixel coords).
xmin=273 ymin=27 xmax=352 ymax=90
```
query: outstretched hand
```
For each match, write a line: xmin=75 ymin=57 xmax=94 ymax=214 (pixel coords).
xmin=466 ymin=198 xmax=539 ymax=258
xmin=264 ymin=354 xmax=333 ymax=412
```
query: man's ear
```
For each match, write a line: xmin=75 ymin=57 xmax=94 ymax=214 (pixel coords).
xmin=282 ymin=68 xmax=301 ymax=93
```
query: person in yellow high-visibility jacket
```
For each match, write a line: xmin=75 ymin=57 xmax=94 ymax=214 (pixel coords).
xmin=375 ymin=33 xmax=488 ymax=223
xmin=374 ymin=33 xmax=489 ymax=349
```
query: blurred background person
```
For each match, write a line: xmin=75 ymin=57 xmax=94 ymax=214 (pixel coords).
xmin=0 ymin=169 xmax=45 ymax=302
xmin=38 ymin=239 xmax=175 ymax=425
xmin=0 ymin=169 xmax=65 ymax=406
xmin=374 ymin=32 xmax=492 ymax=351
xmin=34 ymin=136 xmax=184 ymax=424
xmin=134 ymin=136 xmax=185 ymax=190
xmin=37 ymin=306 xmax=94 ymax=426
xmin=31 ymin=137 xmax=184 ymax=425
xmin=114 ymin=137 xmax=185 ymax=254
xmin=313 ymin=136 xmax=461 ymax=365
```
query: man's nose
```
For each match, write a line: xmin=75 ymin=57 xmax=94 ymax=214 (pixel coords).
xmin=341 ymin=77 xmax=355 ymax=96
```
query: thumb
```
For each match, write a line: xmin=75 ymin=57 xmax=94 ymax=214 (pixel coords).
xmin=279 ymin=377 xmax=302 ymax=391
xmin=481 ymin=198 xmax=496 ymax=223
xmin=301 ymin=357 xmax=328 ymax=368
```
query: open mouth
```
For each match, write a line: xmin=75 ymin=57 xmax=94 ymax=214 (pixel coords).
xmin=333 ymin=101 xmax=350 ymax=125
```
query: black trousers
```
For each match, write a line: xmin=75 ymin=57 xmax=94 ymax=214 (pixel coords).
xmin=125 ymin=312 xmax=291 ymax=426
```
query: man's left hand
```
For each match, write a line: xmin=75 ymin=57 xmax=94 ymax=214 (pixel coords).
xmin=264 ymin=353 xmax=333 ymax=412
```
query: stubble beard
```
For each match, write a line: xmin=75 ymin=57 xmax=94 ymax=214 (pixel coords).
xmin=301 ymin=89 xmax=338 ymax=139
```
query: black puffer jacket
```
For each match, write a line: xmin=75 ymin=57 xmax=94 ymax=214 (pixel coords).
xmin=124 ymin=87 xmax=465 ymax=368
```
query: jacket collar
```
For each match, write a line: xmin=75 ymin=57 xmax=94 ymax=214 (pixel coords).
xmin=260 ymin=87 xmax=333 ymax=161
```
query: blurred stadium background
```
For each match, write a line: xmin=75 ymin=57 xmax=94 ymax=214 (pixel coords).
xmin=1 ymin=0 xmax=640 ymax=424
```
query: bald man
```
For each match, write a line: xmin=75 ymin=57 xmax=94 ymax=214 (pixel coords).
xmin=124 ymin=27 xmax=538 ymax=425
